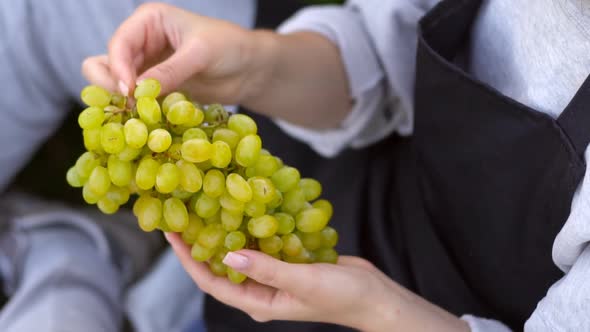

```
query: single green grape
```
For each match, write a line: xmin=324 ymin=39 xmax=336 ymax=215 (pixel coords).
xmin=181 ymin=139 xmax=212 ymax=163
xmin=106 ymin=186 xmax=130 ymax=205
xmin=221 ymin=209 xmax=243 ymax=231
xmin=124 ymin=118 xmax=148 ymax=149
xmin=281 ymin=233 xmax=303 ymax=256
xmin=167 ymin=143 xmax=183 ymax=160
xmin=107 ymin=155 xmax=132 ymax=187
xmin=176 ymin=160 xmax=202 ymax=193
xmin=283 ymin=248 xmax=314 ymax=264
xmin=274 ymin=212 xmax=295 ymax=235
xmin=245 ymin=167 xmax=257 ymax=178
xmin=298 ymin=178 xmax=322 ymax=201
xmin=194 ymin=193 xmax=221 ymax=219
xmin=147 ymin=128 xmax=172 ymax=153
xmin=134 ymin=195 xmax=162 ymax=232
xmin=83 ymin=128 xmax=102 ymax=151
xmin=203 ymin=169 xmax=226 ymax=198
xmin=110 ymin=94 xmax=127 ymax=108
xmin=320 ymin=226 xmax=338 ymax=248
xmin=66 ymin=167 xmax=84 ymax=188
xmin=244 ymin=200 xmax=266 ymax=218
xmin=267 ymin=189 xmax=284 ymax=210
xmin=182 ymin=128 xmax=208 ymax=142
xmin=198 ymin=224 xmax=226 ymax=249
xmin=209 ymin=257 xmax=228 ymax=276
xmin=78 ymin=107 xmax=105 ymax=129
xmin=163 ymin=197 xmax=189 ymax=232
xmin=228 ymin=114 xmax=257 ymax=137
xmin=117 ymin=146 xmax=142 ymax=161
xmin=186 ymin=105 xmax=205 ymax=127
xmin=82 ymin=183 xmax=101 ymax=204
xmin=226 ymin=267 xmax=247 ymax=284
xmin=182 ymin=213 xmax=205 ymax=244
xmin=219 ymin=192 xmax=245 ymax=214
xmin=252 ymin=155 xmax=280 ymax=177
xmin=274 ymin=156 xmax=284 ymax=169
xmin=101 ymin=122 xmax=126 ymax=154
xmin=134 ymin=78 xmax=161 ymax=99
xmin=196 ymin=160 xmax=213 ymax=172
xmin=248 ymin=177 xmax=276 ymax=204
xmin=136 ymin=97 xmax=162 ymax=125
xmin=297 ymin=231 xmax=322 ymax=251
xmin=247 ymin=215 xmax=278 ymax=238
xmin=226 ymin=173 xmax=252 ymax=202
xmin=167 ymin=100 xmax=195 ymax=125
xmin=191 ymin=241 xmax=215 ymax=262
xmin=172 ymin=188 xmax=193 ymax=201
xmin=271 ymin=167 xmax=300 ymax=193
xmin=296 ymin=208 xmax=329 ymax=233
xmin=156 ymin=162 xmax=180 ymax=193
xmin=204 ymin=212 xmax=222 ymax=225
xmin=136 ymin=157 xmax=160 ymax=190
xmin=210 ymin=141 xmax=232 ymax=168
xmin=75 ymin=152 xmax=101 ymax=179
xmin=162 ymin=92 xmax=186 ymax=114
xmin=312 ymin=199 xmax=333 ymax=220
xmin=314 ymin=248 xmax=338 ymax=264
xmin=97 ymin=197 xmax=119 ymax=215
xmin=281 ymin=188 xmax=306 ymax=215
xmin=81 ymin=85 xmax=111 ymax=107
xmin=235 ymin=135 xmax=261 ymax=167
xmin=87 ymin=166 xmax=111 ymax=197
xmin=225 ymin=231 xmax=247 ymax=251
xmin=258 ymin=235 xmax=283 ymax=254
xmin=203 ymin=104 xmax=228 ymax=124
xmin=212 ymin=128 xmax=240 ymax=150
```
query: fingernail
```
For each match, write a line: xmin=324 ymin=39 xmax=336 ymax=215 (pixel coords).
xmin=223 ymin=252 xmax=250 ymax=270
xmin=118 ymin=80 xmax=129 ymax=96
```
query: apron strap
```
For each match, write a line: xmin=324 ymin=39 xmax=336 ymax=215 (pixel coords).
xmin=557 ymin=75 xmax=590 ymax=157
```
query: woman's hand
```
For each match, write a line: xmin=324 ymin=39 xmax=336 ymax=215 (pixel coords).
xmin=82 ymin=3 xmax=351 ymax=129
xmin=82 ymin=3 xmax=268 ymax=105
xmin=165 ymin=233 xmax=470 ymax=332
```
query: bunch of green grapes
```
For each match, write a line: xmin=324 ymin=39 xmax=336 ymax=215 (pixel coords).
xmin=67 ymin=79 xmax=339 ymax=284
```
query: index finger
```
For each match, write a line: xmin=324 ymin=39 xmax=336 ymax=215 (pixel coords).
xmin=108 ymin=3 xmax=170 ymax=94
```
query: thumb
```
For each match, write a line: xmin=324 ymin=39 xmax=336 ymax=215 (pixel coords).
xmin=223 ymin=250 xmax=314 ymax=295
xmin=138 ymin=41 xmax=209 ymax=95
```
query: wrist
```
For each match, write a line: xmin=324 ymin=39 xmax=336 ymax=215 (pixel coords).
xmin=353 ymin=282 xmax=470 ymax=332
xmin=351 ymin=283 xmax=403 ymax=332
xmin=240 ymin=30 xmax=280 ymax=110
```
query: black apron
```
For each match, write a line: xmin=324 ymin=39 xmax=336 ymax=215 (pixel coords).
xmin=206 ymin=0 xmax=589 ymax=330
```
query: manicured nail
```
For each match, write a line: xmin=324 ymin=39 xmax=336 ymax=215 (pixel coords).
xmin=118 ymin=80 xmax=129 ymax=96
xmin=223 ymin=252 xmax=250 ymax=270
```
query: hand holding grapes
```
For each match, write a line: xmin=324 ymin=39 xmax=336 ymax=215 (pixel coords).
xmin=83 ymin=3 xmax=264 ymax=106
xmin=165 ymin=232 xmax=400 ymax=331
xmin=166 ymin=232 xmax=469 ymax=332
xmin=83 ymin=3 xmax=351 ymax=129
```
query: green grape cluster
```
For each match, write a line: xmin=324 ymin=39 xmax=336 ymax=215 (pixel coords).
xmin=67 ymin=79 xmax=339 ymax=283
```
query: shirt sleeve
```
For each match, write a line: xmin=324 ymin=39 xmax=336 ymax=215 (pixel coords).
xmin=275 ymin=0 xmax=431 ymax=157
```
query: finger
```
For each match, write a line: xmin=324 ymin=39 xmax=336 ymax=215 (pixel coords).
xmin=81 ymin=55 xmax=118 ymax=92
xmin=223 ymin=250 xmax=315 ymax=296
xmin=108 ymin=3 xmax=170 ymax=94
xmin=137 ymin=41 xmax=209 ymax=95
xmin=337 ymin=256 xmax=377 ymax=270
xmin=164 ymin=233 xmax=279 ymax=313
